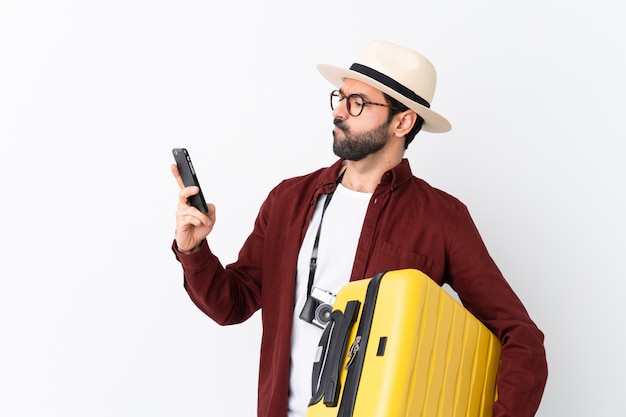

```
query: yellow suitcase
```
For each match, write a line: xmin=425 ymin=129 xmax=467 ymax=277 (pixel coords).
xmin=306 ymin=269 xmax=500 ymax=417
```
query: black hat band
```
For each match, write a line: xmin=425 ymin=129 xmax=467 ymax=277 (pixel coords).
xmin=350 ymin=63 xmax=431 ymax=109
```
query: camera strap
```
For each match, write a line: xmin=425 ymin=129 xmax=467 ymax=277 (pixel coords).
xmin=305 ymin=169 xmax=346 ymax=298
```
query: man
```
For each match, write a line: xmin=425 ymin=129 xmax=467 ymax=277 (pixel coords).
xmin=171 ymin=40 xmax=548 ymax=417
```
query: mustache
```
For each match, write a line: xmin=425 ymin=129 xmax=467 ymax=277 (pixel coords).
xmin=333 ymin=118 xmax=348 ymax=132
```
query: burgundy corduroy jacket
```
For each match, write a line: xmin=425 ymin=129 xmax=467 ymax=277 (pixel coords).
xmin=173 ymin=158 xmax=548 ymax=417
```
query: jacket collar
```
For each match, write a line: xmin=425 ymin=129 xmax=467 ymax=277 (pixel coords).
xmin=316 ymin=158 xmax=414 ymax=193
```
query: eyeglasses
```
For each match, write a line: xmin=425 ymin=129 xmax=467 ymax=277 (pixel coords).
xmin=330 ymin=89 xmax=401 ymax=117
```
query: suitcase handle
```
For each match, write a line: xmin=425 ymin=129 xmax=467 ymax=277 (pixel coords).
xmin=309 ymin=300 xmax=360 ymax=407
xmin=337 ymin=271 xmax=385 ymax=417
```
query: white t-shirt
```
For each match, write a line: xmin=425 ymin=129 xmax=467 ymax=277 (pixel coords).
xmin=287 ymin=183 xmax=372 ymax=417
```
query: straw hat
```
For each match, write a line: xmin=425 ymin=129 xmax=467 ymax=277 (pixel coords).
xmin=318 ymin=40 xmax=451 ymax=133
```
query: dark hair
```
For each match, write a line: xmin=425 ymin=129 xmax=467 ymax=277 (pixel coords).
xmin=384 ymin=94 xmax=424 ymax=149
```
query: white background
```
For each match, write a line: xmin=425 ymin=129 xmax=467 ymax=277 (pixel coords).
xmin=1 ymin=0 xmax=624 ymax=416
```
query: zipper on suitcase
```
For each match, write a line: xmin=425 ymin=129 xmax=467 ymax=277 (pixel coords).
xmin=337 ymin=271 xmax=386 ymax=417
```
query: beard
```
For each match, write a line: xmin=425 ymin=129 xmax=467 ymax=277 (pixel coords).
xmin=332 ymin=118 xmax=390 ymax=161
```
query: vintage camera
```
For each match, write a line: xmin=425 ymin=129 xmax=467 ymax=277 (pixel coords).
xmin=299 ymin=287 xmax=336 ymax=328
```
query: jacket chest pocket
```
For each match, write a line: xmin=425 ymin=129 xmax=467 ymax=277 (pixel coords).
xmin=366 ymin=241 xmax=438 ymax=283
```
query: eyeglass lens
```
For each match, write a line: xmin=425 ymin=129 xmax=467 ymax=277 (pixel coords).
xmin=330 ymin=91 xmax=365 ymax=117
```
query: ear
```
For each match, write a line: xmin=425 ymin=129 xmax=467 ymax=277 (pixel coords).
xmin=393 ymin=110 xmax=418 ymax=137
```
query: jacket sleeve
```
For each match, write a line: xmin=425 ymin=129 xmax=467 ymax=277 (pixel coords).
xmin=445 ymin=207 xmax=548 ymax=417
xmin=172 ymin=188 xmax=277 ymax=325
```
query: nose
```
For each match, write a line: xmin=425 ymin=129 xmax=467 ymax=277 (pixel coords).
xmin=332 ymin=98 xmax=349 ymax=119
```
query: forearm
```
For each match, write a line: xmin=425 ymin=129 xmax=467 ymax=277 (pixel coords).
xmin=491 ymin=321 xmax=548 ymax=417
xmin=172 ymin=239 xmax=261 ymax=325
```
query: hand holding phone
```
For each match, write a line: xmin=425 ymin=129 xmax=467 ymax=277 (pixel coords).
xmin=172 ymin=148 xmax=209 ymax=214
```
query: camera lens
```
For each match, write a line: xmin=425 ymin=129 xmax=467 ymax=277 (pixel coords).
xmin=315 ymin=303 xmax=333 ymax=326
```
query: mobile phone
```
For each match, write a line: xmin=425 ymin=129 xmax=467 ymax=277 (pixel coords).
xmin=172 ymin=148 xmax=209 ymax=214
